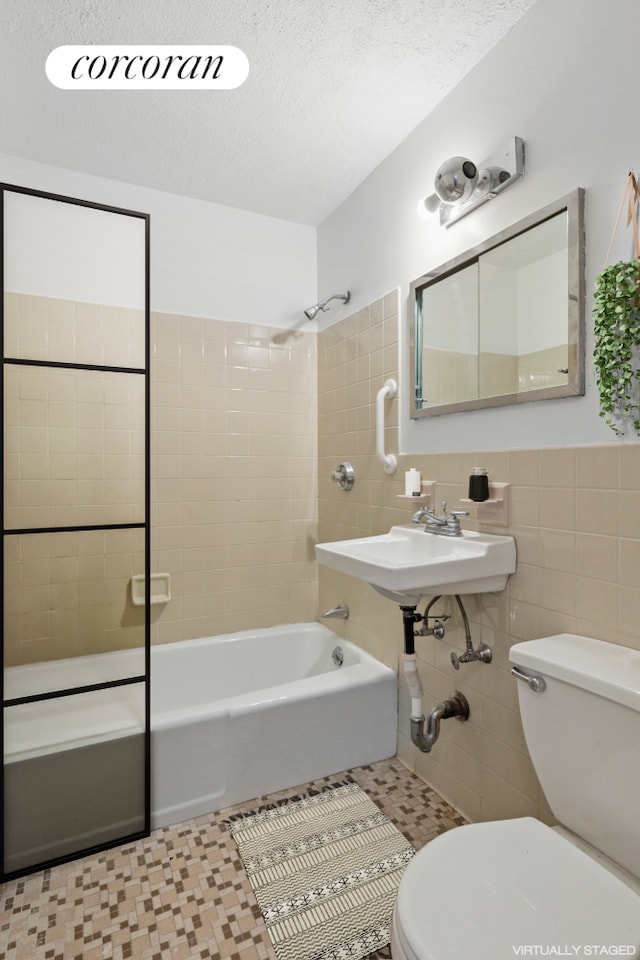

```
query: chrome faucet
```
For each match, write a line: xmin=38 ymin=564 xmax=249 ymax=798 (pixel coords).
xmin=411 ymin=501 xmax=469 ymax=537
xmin=321 ymin=603 xmax=349 ymax=620
xmin=411 ymin=505 xmax=432 ymax=525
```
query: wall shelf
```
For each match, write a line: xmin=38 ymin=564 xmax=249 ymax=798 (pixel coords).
xmin=459 ymin=482 xmax=510 ymax=526
xmin=396 ymin=480 xmax=436 ymax=505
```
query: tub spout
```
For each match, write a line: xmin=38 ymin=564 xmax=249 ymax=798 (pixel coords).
xmin=410 ymin=692 xmax=469 ymax=753
xmin=322 ymin=603 xmax=349 ymax=620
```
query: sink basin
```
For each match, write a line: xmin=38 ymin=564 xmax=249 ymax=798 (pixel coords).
xmin=315 ymin=524 xmax=516 ymax=603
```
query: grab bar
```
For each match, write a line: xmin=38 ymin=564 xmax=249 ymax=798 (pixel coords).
xmin=511 ymin=666 xmax=546 ymax=693
xmin=376 ymin=378 xmax=397 ymax=474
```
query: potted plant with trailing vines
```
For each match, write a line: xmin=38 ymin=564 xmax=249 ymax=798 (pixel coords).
xmin=593 ymin=172 xmax=640 ymax=436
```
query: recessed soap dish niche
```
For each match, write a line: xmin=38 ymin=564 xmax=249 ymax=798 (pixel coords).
xmin=130 ymin=573 xmax=171 ymax=606
xmin=459 ymin=482 xmax=510 ymax=526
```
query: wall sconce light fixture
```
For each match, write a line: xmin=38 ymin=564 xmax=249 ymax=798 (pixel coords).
xmin=418 ymin=137 xmax=524 ymax=227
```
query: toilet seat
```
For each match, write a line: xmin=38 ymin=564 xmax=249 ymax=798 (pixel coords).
xmin=392 ymin=817 xmax=640 ymax=960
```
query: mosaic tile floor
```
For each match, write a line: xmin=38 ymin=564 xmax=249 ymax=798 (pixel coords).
xmin=0 ymin=757 xmax=466 ymax=960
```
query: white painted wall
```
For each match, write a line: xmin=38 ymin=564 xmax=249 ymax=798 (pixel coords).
xmin=317 ymin=0 xmax=639 ymax=451
xmin=479 ymin=263 xmax=517 ymax=356
xmin=0 ymin=154 xmax=317 ymax=327
xmin=516 ymin=250 xmax=567 ymax=355
xmin=4 ymin=190 xmax=146 ymax=308
xmin=422 ymin=264 xmax=478 ymax=354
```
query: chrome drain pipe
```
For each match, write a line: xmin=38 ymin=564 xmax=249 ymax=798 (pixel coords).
xmin=410 ymin=692 xmax=470 ymax=753
xmin=401 ymin=603 xmax=470 ymax=754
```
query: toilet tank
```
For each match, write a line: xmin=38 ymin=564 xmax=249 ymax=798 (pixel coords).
xmin=509 ymin=634 xmax=640 ymax=879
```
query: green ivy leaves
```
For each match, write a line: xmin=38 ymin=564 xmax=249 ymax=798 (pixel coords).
xmin=593 ymin=260 xmax=640 ymax=435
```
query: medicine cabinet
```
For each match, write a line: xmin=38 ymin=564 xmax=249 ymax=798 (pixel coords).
xmin=410 ymin=189 xmax=585 ymax=418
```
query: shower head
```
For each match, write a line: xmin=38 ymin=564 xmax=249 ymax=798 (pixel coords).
xmin=304 ymin=291 xmax=350 ymax=321
xmin=303 ymin=303 xmax=322 ymax=321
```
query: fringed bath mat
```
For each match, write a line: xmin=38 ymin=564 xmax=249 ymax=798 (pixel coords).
xmin=226 ymin=780 xmax=415 ymax=960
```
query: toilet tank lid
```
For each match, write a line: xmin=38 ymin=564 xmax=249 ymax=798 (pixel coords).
xmin=510 ymin=634 xmax=640 ymax=713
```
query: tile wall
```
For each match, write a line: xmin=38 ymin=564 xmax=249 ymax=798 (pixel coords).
xmin=4 ymin=364 xmax=145 ymax=530
xmin=4 ymin=295 xmax=318 ymax=662
xmin=318 ymin=291 xmax=640 ymax=824
xmin=150 ymin=311 xmax=318 ymax=643
xmin=4 ymin=292 xmax=145 ymax=368
xmin=3 ymin=292 xmax=146 ymax=667
xmin=478 ymin=350 xmax=518 ymax=397
xmin=516 ymin=343 xmax=568 ymax=391
xmin=4 ymin=528 xmax=145 ymax=666
xmin=423 ymin=344 xmax=569 ymax=410
xmin=422 ymin=348 xmax=479 ymax=406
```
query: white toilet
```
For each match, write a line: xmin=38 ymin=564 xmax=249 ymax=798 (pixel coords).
xmin=391 ymin=634 xmax=640 ymax=959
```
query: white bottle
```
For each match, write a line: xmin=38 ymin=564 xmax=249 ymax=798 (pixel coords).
xmin=405 ymin=468 xmax=421 ymax=496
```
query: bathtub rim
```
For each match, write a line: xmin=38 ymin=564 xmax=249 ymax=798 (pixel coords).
xmin=150 ymin=621 xmax=395 ymax=731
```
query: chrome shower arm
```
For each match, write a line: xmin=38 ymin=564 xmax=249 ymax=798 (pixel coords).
xmin=319 ymin=292 xmax=350 ymax=310
xmin=303 ymin=291 xmax=350 ymax=320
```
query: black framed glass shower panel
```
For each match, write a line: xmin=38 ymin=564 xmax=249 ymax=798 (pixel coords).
xmin=1 ymin=183 xmax=151 ymax=879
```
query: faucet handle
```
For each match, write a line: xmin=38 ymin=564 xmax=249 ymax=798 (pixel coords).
xmin=447 ymin=510 xmax=470 ymax=536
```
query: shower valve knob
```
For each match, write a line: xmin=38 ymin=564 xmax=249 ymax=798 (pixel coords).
xmin=331 ymin=462 xmax=355 ymax=491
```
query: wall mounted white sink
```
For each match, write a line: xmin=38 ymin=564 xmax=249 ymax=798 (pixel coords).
xmin=315 ymin=524 xmax=516 ymax=604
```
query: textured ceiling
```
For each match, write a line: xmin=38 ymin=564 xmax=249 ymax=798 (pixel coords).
xmin=1 ymin=0 xmax=538 ymax=225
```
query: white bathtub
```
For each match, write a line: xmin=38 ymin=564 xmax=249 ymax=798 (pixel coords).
xmin=151 ymin=622 xmax=397 ymax=828
xmin=4 ymin=623 xmax=398 ymax=854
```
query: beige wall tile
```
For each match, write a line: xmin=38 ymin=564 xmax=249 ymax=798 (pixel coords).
xmin=574 ymin=577 xmax=619 ymax=629
xmin=538 ymin=448 xmax=576 ymax=487
xmin=576 ymin=488 xmax=618 ymax=536
xmin=619 ymin=586 xmax=640 ymax=644
xmin=151 ymin=312 xmax=317 ymax=645
xmin=538 ymin=528 xmax=575 ymax=572
xmin=619 ymin=537 xmax=640 ymax=587
xmin=618 ymin=490 xmax=640 ymax=539
xmin=508 ymin=563 xmax=541 ymax=605
xmin=539 ymin=487 xmax=576 ymax=531
xmin=576 ymin=445 xmax=618 ymax=489
xmin=510 ymin=486 xmax=539 ymax=526
xmin=538 ymin=568 xmax=576 ymax=617
xmin=575 ymin=533 xmax=618 ymax=582
xmin=619 ymin=445 xmax=640 ymax=490
xmin=5 ymin=365 xmax=144 ymax=529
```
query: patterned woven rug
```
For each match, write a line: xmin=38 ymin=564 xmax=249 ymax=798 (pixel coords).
xmin=226 ymin=779 xmax=415 ymax=960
